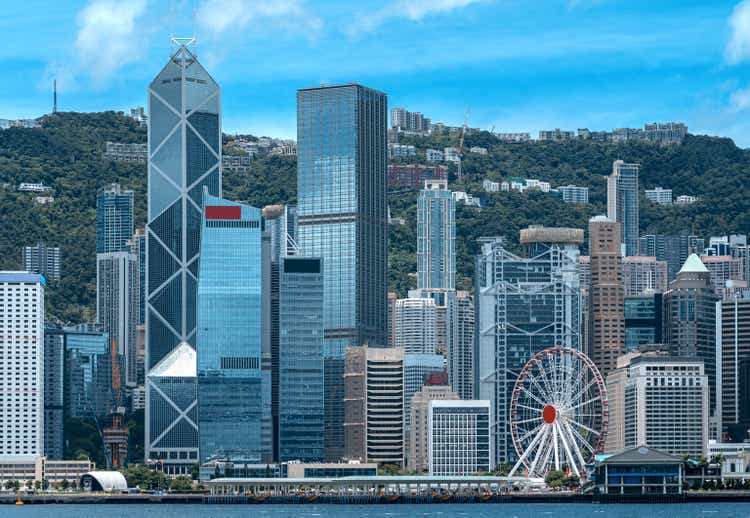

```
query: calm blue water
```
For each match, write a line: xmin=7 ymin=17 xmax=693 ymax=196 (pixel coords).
xmin=2 ymin=504 xmax=750 ymax=517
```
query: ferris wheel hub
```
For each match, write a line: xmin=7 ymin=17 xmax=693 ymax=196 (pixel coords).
xmin=542 ymin=405 xmax=557 ymax=424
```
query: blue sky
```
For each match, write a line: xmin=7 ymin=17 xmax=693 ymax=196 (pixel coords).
xmin=3 ymin=0 xmax=750 ymax=145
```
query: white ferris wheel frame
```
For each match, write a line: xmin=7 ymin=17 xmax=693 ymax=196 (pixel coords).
xmin=508 ymin=346 xmax=608 ymax=479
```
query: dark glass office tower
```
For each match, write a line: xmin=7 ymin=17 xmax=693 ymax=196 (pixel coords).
xmin=97 ymin=183 xmax=134 ymax=253
xmin=296 ymin=84 xmax=388 ymax=460
xmin=197 ymin=194 xmax=263 ymax=463
xmin=278 ymin=256 xmax=325 ymax=461
xmin=145 ymin=41 xmax=221 ymax=473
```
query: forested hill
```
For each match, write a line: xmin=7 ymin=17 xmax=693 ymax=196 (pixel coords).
xmin=0 ymin=112 xmax=748 ymax=321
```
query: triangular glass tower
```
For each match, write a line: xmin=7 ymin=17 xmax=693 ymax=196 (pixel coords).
xmin=145 ymin=39 xmax=221 ymax=472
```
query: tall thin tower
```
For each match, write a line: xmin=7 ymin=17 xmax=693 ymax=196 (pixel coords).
xmin=53 ymin=80 xmax=57 ymax=114
xmin=145 ymin=38 xmax=222 ymax=474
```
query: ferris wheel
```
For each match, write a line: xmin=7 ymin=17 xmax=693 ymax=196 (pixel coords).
xmin=508 ymin=346 xmax=608 ymax=479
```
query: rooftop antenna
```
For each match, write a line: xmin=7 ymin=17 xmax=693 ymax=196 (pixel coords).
xmin=53 ymin=79 xmax=57 ymax=114
xmin=169 ymin=0 xmax=174 ymax=55
xmin=193 ymin=0 xmax=198 ymax=56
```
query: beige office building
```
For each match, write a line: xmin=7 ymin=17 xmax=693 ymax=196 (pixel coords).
xmin=344 ymin=346 xmax=405 ymax=466
xmin=588 ymin=216 xmax=625 ymax=378
xmin=408 ymin=383 xmax=458 ymax=473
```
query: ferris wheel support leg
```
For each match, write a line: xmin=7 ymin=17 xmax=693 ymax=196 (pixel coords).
xmin=560 ymin=418 xmax=588 ymax=472
xmin=509 ymin=424 xmax=547 ymax=477
xmin=557 ymin=421 xmax=581 ymax=479
xmin=527 ymin=425 xmax=551 ymax=476
xmin=552 ymin=423 xmax=560 ymax=471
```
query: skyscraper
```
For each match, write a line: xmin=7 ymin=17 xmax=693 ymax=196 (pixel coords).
xmin=22 ymin=242 xmax=61 ymax=281
xmin=197 ymin=194 xmax=263 ymax=463
xmin=278 ymin=256 xmax=325 ymax=462
xmin=417 ymin=179 xmax=455 ymax=291
xmin=44 ymin=325 xmax=65 ymax=460
xmin=96 ymin=252 xmax=138 ymax=386
xmin=395 ymin=297 xmax=437 ymax=354
xmin=261 ymin=203 xmax=298 ymax=461
xmin=344 ymin=345 xmax=404 ymax=466
xmin=663 ymin=254 xmax=719 ymax=416
xmin=447 ymin=291 xmax=474 ymax=400
xmin=0 ymin=272 xmax=45 ymax=456
xmin=297 ymin=84 xmax=388 ymax=460
xmin=605 ymin=349 xmax=708 ymax=457
xmin=716 ymin=295 xmax=750 ymax=440
xmin=146 ymin=40 xmax=221 ymax=472
xmin=607 ymin=160 xmax=640 ymax=256
xmin=589 ymin=216 xmax=625 ymax=378
xmin=128 ymin=228 xmax=146 ymax=325
xmin=476 ymin=228 xmax=582 ymax=464
xmin=97 ymin=183 xmax=134 ymax=254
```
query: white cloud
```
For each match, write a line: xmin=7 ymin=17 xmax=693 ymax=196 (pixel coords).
xmin=726 ymin=0 xmax=750 ymax=64
xmin=730 ymin=84 xmax=750 ymax=111
xmin=74 ymin=0 xmax=149 ymax=84
xmin=350 ymin=0 xmax=485 ymax=35
xmin=198 ymin=0 xmax=322 ymax=39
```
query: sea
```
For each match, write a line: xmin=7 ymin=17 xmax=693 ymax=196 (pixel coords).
xmin=3 ymin=504 xmax=750 ymax=518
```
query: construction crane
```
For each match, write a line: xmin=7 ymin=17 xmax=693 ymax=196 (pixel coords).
xmin=456 ymin=106 xmax=470 ymax=182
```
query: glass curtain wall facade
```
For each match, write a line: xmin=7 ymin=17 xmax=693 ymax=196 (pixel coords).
xmin=197 ymin=194 xmax=263 ymax=463
xmin=297 ymin=84 xmax=388 ymax=460
xmin=63 ymin=324 xmax=113 ymax=418
xmin=607 ymin=160 xmax=640 ymax=256
xmin=97 ymin=183 xmax=134 ymax=254
xmin=476 ymin=238 xmax=581 ymax=464
xmin=146 ymin=41 xmax=221 ymax=470
xmin=278 ymin=256 xmax=325 ymax=462
xmin=417 ymin=179 xmax=455 ymax=290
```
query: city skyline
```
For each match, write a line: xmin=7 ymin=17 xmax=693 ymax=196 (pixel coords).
xmin=4 ymin=1 xmax=750 ymax=145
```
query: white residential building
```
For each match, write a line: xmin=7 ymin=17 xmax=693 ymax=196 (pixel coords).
xmin=675 ymin=195 xmax=698 ymax=205
xmin=395 ymin=298 xmax=437 ymax=354
xmin=482 ymin=179 xmax=500 ymax=192
xmin=388 ymin=143 xmax=416 ymax=158
xmin=0 ymin=272 xmax=45 ymax=456
xmin=452 ymin=191 xmax=481 ymax=208
xmin=429 ymin=400 xmax=492 ymax=476
xmin=645 ymin=187 xmax=673 ymax=205
xmin=443 ymin=147 xmax=461 ymax=163
xmin=559 ymin=185 xmax=589 ymax=204
xmin=426 ymin=149 xmax=444 ymax=162
xmin=469 ymin=146 xmax=488 ymax=155
xmin=494 ymin=132 xmax=531 ymax=142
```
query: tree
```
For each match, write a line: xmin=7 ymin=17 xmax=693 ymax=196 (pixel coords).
xmin=41 ymin=479 xmax=49 ymax=490
xmin=545 ymin=470 xmax=566 ymax=489
xmin=4 ymin=480 xmax=14 ymax=491
xmin=34 ymin=480 xmax=41 ymax=491
xmin=25 ymin=480 xmax=33 ymax=491
xmin=169 ymin=476 xmax=193 ymax=492
xmin=60 ymin=479 xmax=69 ymax=491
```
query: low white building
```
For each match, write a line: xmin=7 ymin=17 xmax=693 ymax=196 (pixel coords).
xmin=426 ymin=149 xmax=444 ymax=162
xmin=428 ymin=400 xmax=492 ymax=476
xmin=443 ymin=147 xmax=461 ymax=163
xmin=482 ymin=179 xmax=500 ymax=192
xmin=452 ymin=191 xmax=481 ymax=208
xmin=675 ymin=194 xmax=698 ymax=205
xmin=388 ymin=143 xmax=416 ymax=158
xmin=559 ymin=185 xmax=589 ymax=204
xmin=706 ymin=441 xmax=750 ymax=480
xmin=0 ymin=455 xmax=93 ymax=486
xmin=645 ymin=187 xmax=673 ymax=205
xmin=469 ymin=146 xmax=488 ymax=155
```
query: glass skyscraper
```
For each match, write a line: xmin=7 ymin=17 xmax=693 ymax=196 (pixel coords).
xmin=296 ymin=84 xmax=388 ymax=460
xmin=417 ymin=179 xmax=455 ymax=291
xmin=146 ymin=41 xmax=221 ymax=472
xmin=476 ymin=231 xmax=582 ymax=464
xmin=607 ymin=160 xmax=640 ymax=256
xmin=197 ymin=193 xmax=263 ymax=463
xmin=97 ymin=183 xmax=134 ymax=253
xmin=278 ymin=256 xmax=325 ymax=462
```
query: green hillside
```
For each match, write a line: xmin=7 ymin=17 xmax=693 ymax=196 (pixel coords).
xmin=0 ymin=112 xmax=748 ymax=320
